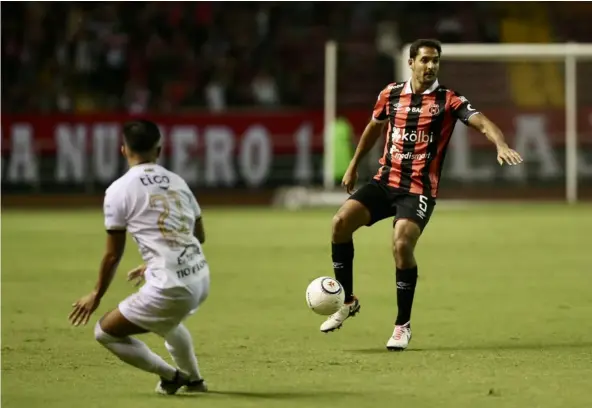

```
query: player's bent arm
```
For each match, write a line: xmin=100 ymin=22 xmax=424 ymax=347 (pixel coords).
xmin=93 ymin=230 xmax=126 ymax=299
xmin=350 ymin=120 xmax=385 ymax=169
xmin=467 ymin=113 xmax=510 ymax=150
xmin=194 ymin=217 xmax=205 ymax=244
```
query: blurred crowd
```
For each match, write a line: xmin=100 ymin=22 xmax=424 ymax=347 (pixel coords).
xmin=2 ymin=2 xmax=590 ymax=114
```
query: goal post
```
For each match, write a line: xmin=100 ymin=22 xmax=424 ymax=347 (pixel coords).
xmin=323 ymin=40 xmax=338 ymax=190
xmin=397 ymin=43 xmax=592 ymax=204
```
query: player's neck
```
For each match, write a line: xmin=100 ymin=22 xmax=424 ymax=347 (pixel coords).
xmin=410 ymin=78 xmax=432 ymax=94
xmin=128 ymin=157 xmax=156 ymax=167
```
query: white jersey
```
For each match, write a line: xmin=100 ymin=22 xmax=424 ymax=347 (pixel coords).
xmin=104 ymin=163 xmax=208 ymax=289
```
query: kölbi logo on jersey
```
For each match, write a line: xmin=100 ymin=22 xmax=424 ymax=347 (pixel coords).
xmin=391 ymin=128 xmax=434 ymax=143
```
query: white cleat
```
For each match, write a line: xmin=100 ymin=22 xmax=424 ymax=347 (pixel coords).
xmin=320 ymin=297 xmax=360 ymax=333
xmin=386 ymin=322 xmax=412 ymax=351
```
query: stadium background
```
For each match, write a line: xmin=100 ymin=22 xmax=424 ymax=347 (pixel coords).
xmin=3 ymin=3 xmax=592 ymax=408
xmin=2 ymin=1 xmax=592 ymax=206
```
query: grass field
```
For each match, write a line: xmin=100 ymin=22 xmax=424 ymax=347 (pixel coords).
xmin=2 ymin=205 xmax=592 ymax=408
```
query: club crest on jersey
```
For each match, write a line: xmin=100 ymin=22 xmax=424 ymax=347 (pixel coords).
xmin=428 ymin=103 xmax=440 ymax=115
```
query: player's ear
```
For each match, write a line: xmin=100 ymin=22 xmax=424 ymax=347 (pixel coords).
xmin=120 ymin=145 xmax=126 ymax=158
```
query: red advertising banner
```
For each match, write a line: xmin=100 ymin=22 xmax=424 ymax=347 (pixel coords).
xmin=2 ymin=108 xmax=592 ymax=189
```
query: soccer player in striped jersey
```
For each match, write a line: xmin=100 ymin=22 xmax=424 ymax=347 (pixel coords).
xmin=322 ymin=39 xmax=523 ymax=350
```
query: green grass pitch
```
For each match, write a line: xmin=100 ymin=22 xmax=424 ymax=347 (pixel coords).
xmin=2 ymin=204 xmax=592 ymax=408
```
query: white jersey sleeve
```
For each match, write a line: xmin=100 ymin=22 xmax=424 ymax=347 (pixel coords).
xmin=104 ymin=184 xmax=127 ymax=231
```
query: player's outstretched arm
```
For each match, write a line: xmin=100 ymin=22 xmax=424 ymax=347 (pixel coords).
xmin=342 ymin=120 xmax=385 ymax=194
xmin=94 ymin=231 xmax=127 ymax=298
xmin=468 ymin=114 xmax=524 ymax=166
xmin=69 ymin=230 xmax=126 ymax=326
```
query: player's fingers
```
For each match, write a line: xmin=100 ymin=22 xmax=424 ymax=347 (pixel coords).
xmin=74 ymin=309 xmax=89 ymax=326
xmin=68 ymin=305 xmax=81 ymax=320
xmin=81 ymin=311 xmax=91 ymax=326
xmin=509 ymin=153 xmax=521 ymax=165
xmin=72 ymin=307 xmax=84 ymax=326
xmin=73 ymin=307 xmax=87 ymax=325
xmin=69 ymin=307 xmax=83 ymax=325
xmin=513 ymin=152 xmax=523 ymax=163
xmin=497 ymin=156 xmax=503 ymax=166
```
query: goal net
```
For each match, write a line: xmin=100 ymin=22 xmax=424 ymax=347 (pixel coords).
xmin=274 ymin=42 xmax=592 ymax=209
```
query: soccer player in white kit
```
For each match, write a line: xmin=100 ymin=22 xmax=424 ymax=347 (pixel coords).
xmin=69 ymin=120 xmax=210 ymax=395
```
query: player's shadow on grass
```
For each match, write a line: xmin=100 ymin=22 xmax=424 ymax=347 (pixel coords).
xmin=172 ymin=390 xmax=358 ymax=400
xmin=347 ymin=341 xmax=592 ymax=354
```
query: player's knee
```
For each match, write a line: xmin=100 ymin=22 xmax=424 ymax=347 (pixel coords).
xmin=332 ymin=213 xmax=351 ymax=242
xmin=94 ymin=321 xmax=119 ymax=345
xmin=393 ymin=237 xmax=414 ymax=260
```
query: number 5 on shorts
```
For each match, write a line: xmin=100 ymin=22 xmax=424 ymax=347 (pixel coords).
xmin=417 ymin=195 xmax=428 ymax=220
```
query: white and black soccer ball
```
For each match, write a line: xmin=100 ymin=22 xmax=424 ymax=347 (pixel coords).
xmin=305 ymin=277 xmax=345 ymax=316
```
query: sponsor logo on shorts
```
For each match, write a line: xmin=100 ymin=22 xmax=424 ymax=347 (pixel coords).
xmin=177 ymin=244 xmax=201 ymax=265
xmin=176 ymin=259 xmax=208 ymax=279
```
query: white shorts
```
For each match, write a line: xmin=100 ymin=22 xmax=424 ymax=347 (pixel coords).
xmin=118 ymin=270 xmax=210 ymax=336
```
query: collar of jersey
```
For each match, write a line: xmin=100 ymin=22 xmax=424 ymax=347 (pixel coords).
xmin=402 ymin=79 xmax=440 ymax=95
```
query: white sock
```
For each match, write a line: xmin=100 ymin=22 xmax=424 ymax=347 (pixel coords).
xmin=94 ymin=322 xmax=177 ymax=380
xmin=164 ymin=324 xmax=202 ymax=381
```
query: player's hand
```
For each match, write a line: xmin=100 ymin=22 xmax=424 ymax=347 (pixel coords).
xmin=342 ymin=167 xmax=358 ymax=195
xmin=127 ymin=264 xmax=146 ymax=287
xmin=497 ymin=145 xmax=523 ymax=166
xmin=69 ymin=291 xmax=101 ymax=326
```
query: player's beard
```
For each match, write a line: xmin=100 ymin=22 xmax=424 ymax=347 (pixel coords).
xmin=422 ymin=72 xmax=437 ymax=87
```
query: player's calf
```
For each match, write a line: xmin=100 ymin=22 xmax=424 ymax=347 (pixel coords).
xmin=331 ymin=199 xmax=371 ymax=303
xmin=94 ymin=310 xmax=182 ymax=384
xmin=392 ymin=219 xmax=421 ymax=336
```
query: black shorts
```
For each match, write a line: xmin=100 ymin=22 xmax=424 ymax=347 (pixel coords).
xmin=349 ymin=179 xmax=436 ymax=231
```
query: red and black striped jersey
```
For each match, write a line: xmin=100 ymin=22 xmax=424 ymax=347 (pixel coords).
xmin=372 ymin=79 xmax=480 ymax=198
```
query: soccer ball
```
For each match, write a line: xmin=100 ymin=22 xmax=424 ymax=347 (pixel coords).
xmin=305 ymin=277 xmax=345 ymax=315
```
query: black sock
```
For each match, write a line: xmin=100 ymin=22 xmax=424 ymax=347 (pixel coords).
xmin=332 ymin=241 xmax=354 ymax=302
xmin=395 ymin=266 xmax=418 ymax=325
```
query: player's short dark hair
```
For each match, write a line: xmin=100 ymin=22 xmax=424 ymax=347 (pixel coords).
xmin=122 ymin=120 xmax=161 ymax=153
xmin=409 ymin=39 xmax=442 ymax=60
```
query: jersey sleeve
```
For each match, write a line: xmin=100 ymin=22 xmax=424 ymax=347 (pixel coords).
xmin=449 ymin=92 xmax=481 ymax=124
xmin=103 ymin=186 xmax=127 ymax=231
xmin=372 ymin=86 xmax=390 ymax=123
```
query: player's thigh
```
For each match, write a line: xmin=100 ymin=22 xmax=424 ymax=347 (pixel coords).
xmin=393 ymin=193 xmax=436 ymax=240
xmin=99 ymin=308 xmax=149 ymax=337
xmin=115 ymin=286 xmax=193 ymax=337
xmin=345 ymin=181 xmax=394 ymax=227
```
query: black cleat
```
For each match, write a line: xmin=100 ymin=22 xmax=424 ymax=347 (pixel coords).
xmin=155 ymin=370 xmax=190 ymax=395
